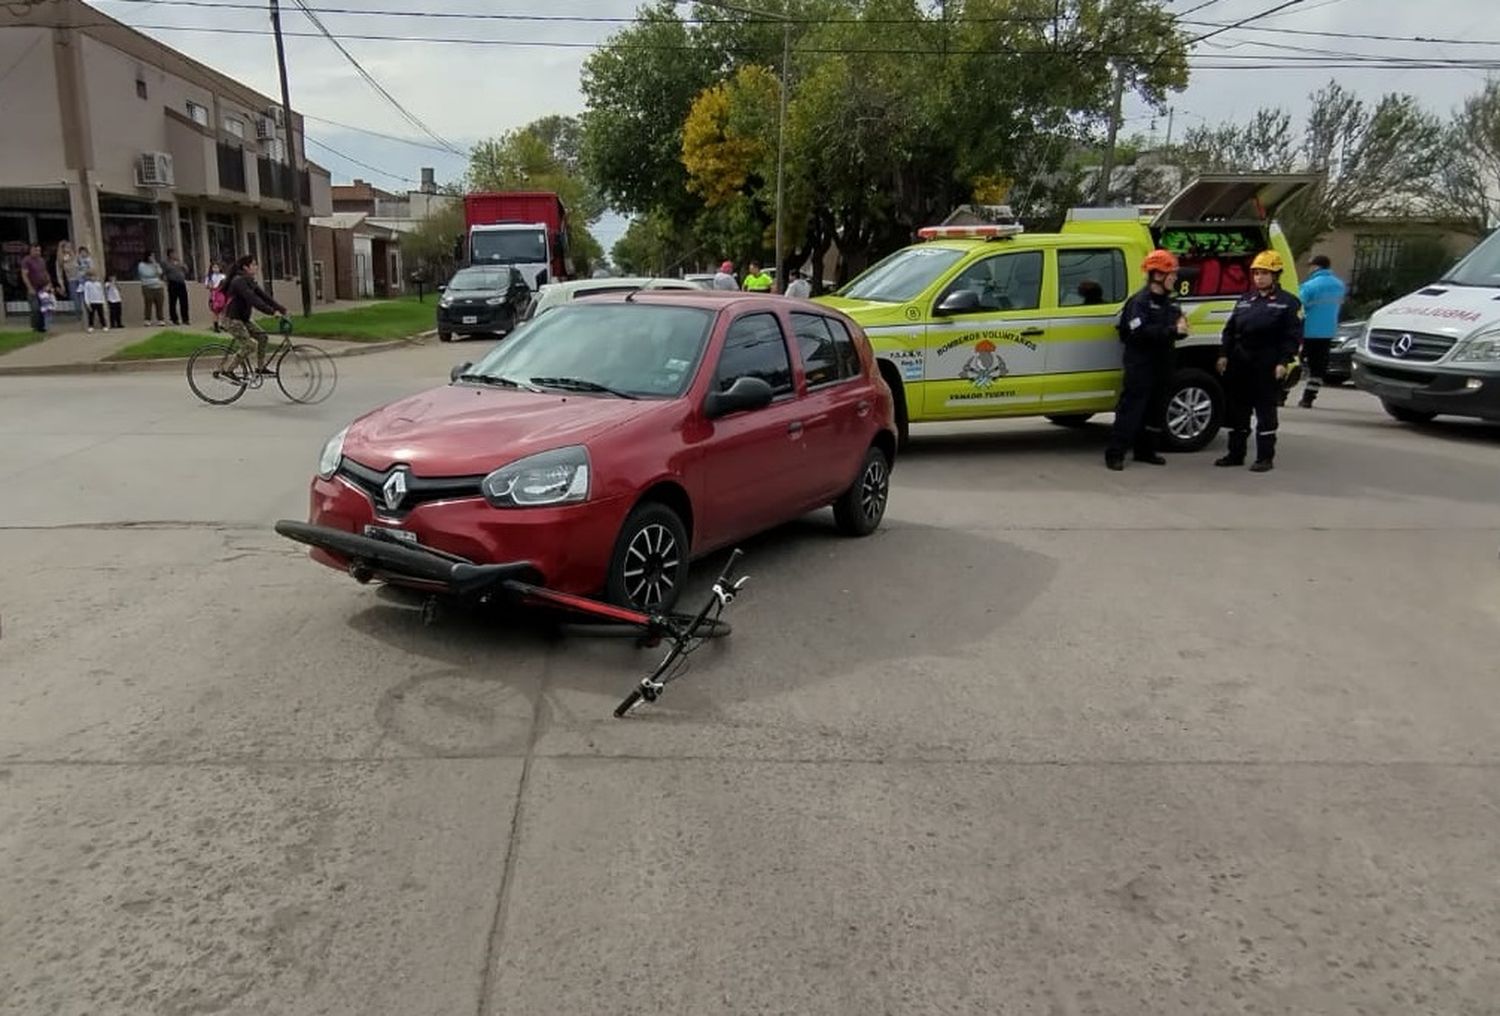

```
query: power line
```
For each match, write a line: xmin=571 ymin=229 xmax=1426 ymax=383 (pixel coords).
xmin=1184 ymin=19 xmax=1500 ymax=47
xmin=301 ymin=112 xmax=460 ymax=155
xmin=304 ymin=135 xmax=419 ymax=185
xmin=1186 ymin=0 xmax=1305 ymax=46
xmin=287 ymin=0 xmax=464 ymax=156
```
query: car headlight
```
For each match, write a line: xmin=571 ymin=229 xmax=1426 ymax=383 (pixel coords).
xmin=485 ymin=296 xmax=506 ymax=306
xmin=481 ymin=446 xmax=590 ymax=508
xmin=439 ymin=296 xmax=453 ymax=308
xmin=318 ymin=426 xmax=347 ymax=479
xmin=1451 ymin=330 xmax=1500 ymax=363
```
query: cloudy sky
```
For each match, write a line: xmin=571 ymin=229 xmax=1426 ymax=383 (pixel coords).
xmin=86 ymin=0 xmax=1498 ymax=251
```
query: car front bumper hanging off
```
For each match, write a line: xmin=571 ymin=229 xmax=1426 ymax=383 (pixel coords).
xmin=274 ymin=520 xmax=539 ymax=596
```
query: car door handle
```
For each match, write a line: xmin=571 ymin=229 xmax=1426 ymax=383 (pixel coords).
xmin=787 ymin=420 xmax=804 ymax=436
xmin=1019 ymin=328 xmax=1045 ymax=337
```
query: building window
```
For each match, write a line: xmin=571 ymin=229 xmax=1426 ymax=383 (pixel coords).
xmin=216 ymin=143 xmax=246 ymax=193
xmin=262 ymin=221 xmax=294 ymax=280
xmin=186 ymin=101 xmax=208 ymax=126
xmin=178 ymin=208 xmax=200 ymax=278
xmin=206 ymin=212 xmax=239 ymax=266
xmin=136 ymin=78 xmax=147 ymax=100
xmin=224 ymin=116 xmax=244 ymax=139
xmin=99 ymin=196 xmax=162 ymax=283
xmin=263 ymin=136 xmax=286 ymax=163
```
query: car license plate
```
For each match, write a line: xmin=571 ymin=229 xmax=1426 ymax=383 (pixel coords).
xmin=364 ymin=524 xmax=417 ymax=545
xmin=462 ymin=315 xmax=478 ymax=325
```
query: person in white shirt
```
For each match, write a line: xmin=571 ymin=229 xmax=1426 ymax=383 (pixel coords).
xmin=785 ymin=270 xmax=812 ymax=300
xmin=105 ymin=275 xmax=123 ymax=330
xmin=82 ymin=273 xmax=107 ymax=332
xmin=712 ymin=260 xmax=739 ymax=291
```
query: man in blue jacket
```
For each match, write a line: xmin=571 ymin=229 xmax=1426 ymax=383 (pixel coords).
xmin=1295 ymin=254 xmax=1347 ymax=408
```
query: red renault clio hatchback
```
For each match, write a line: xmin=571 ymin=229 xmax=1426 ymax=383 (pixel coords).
xmin=284 ymin=291 xmax=897 ymax=612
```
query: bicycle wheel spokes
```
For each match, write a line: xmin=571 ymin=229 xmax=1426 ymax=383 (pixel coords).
xmin=278 ymin=345 xmax=337 ymax=404
xmin=186 ymin=343 xmax=248 ymax=405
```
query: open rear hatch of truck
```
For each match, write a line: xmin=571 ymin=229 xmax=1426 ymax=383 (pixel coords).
xmin=1150 ymin=173 xmax=1321 ymax=299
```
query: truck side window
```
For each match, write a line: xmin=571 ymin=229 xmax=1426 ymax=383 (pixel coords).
xmin=1058 ymin=249 xmax=1127 ymax=306
xmin=941 ymin=251 xmax=1043 ymax=312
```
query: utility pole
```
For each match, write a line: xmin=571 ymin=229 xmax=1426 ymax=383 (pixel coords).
xmin=1095 ymin=61 xmax=1126 ymax=205
xmin=270 ymin=0 xmax=312 ymax=316
xmin=1163 ymin=105 xmax=1175 ymax=150
xmin=775 ymin=15 xmax=788 ymax=291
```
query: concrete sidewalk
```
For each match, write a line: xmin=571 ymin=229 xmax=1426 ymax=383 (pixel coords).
xmin=0 ymin=302 xmax=429 ymax=375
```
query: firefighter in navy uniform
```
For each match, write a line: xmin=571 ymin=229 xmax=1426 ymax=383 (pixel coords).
xmin=1106 ymin=249 xmax=1190 ymax=470
xmin=1215 ymin=250 xmax=1303 ymax=473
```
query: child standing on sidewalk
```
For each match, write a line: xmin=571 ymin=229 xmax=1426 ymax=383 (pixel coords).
xmin=38 ymin=287 xmax=57 ymax=331
xmin=105 ymin=275 xmax=123 ymax=330
xmin=82 ymin=273 xmax=107 ymax=332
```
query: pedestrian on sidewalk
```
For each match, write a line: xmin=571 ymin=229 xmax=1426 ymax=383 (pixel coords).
xmin=55 ymin=240 xmax=74 ymax=314
xmin=21 ymin=243 xmax=50 ymax=333
xmin=37 ymin=287 xmax=56 ymax=332
xmin=205 ymin=262 xmax=226 ymax=331
xmin=713 ymin=260 xmax=739 ymax=291
xmin=105 ymin=275 xmax=123 ymax=330
xmin=82 ymin=273 xmax=107 ymax=332
xmin=137 ymin=252 xmax=166 ymax=326
xmin=165 ymin=249 xmax=191 ymax=326
xmin=1295 ymin=254 xmax=1346 ymax=408
xmin=73 ymin=245 xmax=94 ymax=310
xmin=1215 ymin=250 xmax=1302 ymax=473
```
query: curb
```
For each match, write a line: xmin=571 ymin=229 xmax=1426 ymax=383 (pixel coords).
xmin=0 ymin=332 xmax=434 ymax=378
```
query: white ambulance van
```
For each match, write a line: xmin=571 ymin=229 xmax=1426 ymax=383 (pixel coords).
xmin=1353 ymin=229 xmax=1500 ymax=424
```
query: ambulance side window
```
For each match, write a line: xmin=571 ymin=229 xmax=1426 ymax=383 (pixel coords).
xmin=1057 ymin=249 xmax=1127 ymax=307
xmin=939 ymin=251 xmax=1043 ymax=313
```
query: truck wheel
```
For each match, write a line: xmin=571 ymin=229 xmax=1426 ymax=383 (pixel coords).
xmin=1046 ymin=414 xmax=1094 ymax=428
xmin=1382 ymin=401 xmax=1437 ymax=424
xmin=1161 ymin=368 xmax=1223 ymax=452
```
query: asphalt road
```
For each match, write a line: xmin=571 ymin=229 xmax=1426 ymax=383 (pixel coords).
xmin=3 ymin=343 xmax=1498 ymax=1015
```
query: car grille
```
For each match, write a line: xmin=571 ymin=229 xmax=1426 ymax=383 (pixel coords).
xmin=1361 ymin=362 xmax=1436 ymax=385
xmin=1366 ymin=329 xmax=1455 ymax=362
xmin=338 ymin=458 xmax=485 ymax=516
xmin=439 ymin=300 xmax=502 ymax=324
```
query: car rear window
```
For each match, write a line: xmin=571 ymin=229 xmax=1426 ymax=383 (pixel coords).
xmin=790 ymin=312 xmax=861 ymax=387
xmin=716 ymin=313 xmax=793 ymax=396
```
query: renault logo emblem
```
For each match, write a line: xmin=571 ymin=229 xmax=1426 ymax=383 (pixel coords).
xmin=381 ymin=469 xmax=408 ymax=512
xmin=1391 ymin=333 xmax=1414 ymax=357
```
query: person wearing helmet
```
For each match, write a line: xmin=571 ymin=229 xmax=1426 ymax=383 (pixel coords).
xmin=1105 ymin=249 xmax=1190 ymax=470
xmin=713 ymin=260 xmax=739 ymax=291
xmin=1215 ymin=249 xmax=1302 ymax=472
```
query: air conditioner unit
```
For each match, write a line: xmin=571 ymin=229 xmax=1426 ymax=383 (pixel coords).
xmin=255 ymin=117 xmax=276 ymax=140
xmin=265 ymin=105 xmax=286 ymax=127
xmin=136 ymin=151 xmax=175 ymax=188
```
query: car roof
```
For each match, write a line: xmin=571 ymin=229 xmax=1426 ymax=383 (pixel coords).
xmin=544 ymin=277 xmax=697 ymax=295
xmin=580 ymin=289 xmax=857 ymax=318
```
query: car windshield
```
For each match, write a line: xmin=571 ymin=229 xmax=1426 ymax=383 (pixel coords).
xmin=464 ymin=303 xmax=713 ymax=399
xmin=1440 ymin=230 xmax=1500 ymax=288
xmin=839 ymin=246 xmax=967 ymax=303
xmin=472 ymin=228 xmax=546 ymax=264
xmin=448 ymin=271 xmax=509 ymax=291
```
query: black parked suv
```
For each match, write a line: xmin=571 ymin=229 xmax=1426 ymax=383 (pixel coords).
xmin=437 ymin=266 xmax=533 ymax=341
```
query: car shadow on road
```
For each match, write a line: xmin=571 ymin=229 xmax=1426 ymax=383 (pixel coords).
xmin=341 ymin=517 xmax=1057 ymax=750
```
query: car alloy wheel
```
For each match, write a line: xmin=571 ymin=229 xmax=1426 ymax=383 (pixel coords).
xmin=834 ymin=446 xmax=891 ymax=536
xmin=623 ymin=523 xmax=680 ymax=609
xmin=860 ymin=457 xmax=889 ymax=523
xmin=1167 ymin=385 xmax=1214 ymax=442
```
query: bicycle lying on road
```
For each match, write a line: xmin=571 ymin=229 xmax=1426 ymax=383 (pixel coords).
xmin=187 ymin=319 xmax=337 ymax=406
xmin=273 ymin=519 xmax=749 ymax=717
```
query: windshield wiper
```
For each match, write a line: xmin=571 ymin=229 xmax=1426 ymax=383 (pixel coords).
xmin=530 ymin=376 xmax=640 ymax=400
xmin=459 ymin=372 xmax=541 ymax=391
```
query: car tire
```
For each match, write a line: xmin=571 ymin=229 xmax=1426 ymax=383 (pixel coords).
xmin=1161 ymin=368 xmax=1224 ymax=453
xmin=833 ymin=446 xmax=891 ymax=537
xmin=1046 ymin=413 xmax=1094 ymax=427
xmin=438 ymin=331 xmax=453 ymax=342
xmin=1382 ymin=401 xmax=1437 ymax=424
xmin=606 ymin=502 xmax=689 ymax=613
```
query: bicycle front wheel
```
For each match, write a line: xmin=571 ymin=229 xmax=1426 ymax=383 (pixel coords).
xmin=277 ymin=344 xmax=337 ymax=404
xmin=186 ymin=343 xmax=247 ymax=405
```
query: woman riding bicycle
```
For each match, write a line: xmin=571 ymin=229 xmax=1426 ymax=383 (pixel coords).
xmin=219 ymin=254 xmax=287 ymax=373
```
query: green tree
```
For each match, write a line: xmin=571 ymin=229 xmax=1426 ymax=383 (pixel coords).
xmin=1437 ymin=80 xmax=1500 ymax=234
xmin=402 ymin=199 xmax=466 ymax=284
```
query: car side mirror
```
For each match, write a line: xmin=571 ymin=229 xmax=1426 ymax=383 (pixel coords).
xmin=704 ymin=376 xmax=775 ymax=419
xmin=934 ymin=289 xmax=981 ymax=316
xmin=450 ymin=361 xmax=472 ymax=383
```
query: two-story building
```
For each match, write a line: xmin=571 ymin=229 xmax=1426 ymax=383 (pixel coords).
xmin=0 ymin=0 xmax=334 ymax=322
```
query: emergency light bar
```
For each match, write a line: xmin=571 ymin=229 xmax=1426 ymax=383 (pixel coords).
xmin=917 ymin=223 xmax=1025 ymax=241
